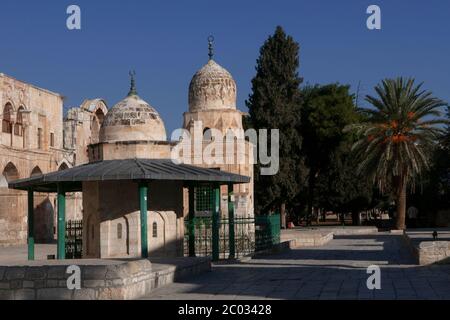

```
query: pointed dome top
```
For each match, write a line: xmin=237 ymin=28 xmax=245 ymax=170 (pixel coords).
xmin=99 ymin=72 xmax=166 ymax=143
xmin=188 ymin=37 xmax=237 ymax=112
xmin=188 ymin=59 xmax=237 ymax=112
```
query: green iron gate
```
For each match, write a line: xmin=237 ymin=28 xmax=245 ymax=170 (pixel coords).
xmin=65 ymin=220 xmax=83 ymax=259
xmin=184 ymin=214 xmax=281 ymax=259
xmin=184 ymin=184 xmax=256 ymax=259
xmin=184 ymin=216 xmax=255 ymax=259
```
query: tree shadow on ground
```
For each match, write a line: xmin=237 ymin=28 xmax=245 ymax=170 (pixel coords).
xmin=151 ymin=263 xmax=450 ymax=300
xmin=145 ymin=235 xmax=450 ymax=300
xmin=252 ymin=234 xmax=414 ymax=265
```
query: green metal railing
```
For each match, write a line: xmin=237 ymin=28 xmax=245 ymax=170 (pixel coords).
xmin=184 ymin=216 xmax=255 ymax=259
xmin=184 ymin=213 xmax=280 ymax=259
xmin=65 ymin=220 xmax=83 ymax=259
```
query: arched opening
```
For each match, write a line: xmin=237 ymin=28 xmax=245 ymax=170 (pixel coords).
xmin=0 ymin=163 xmax=20 ymax=244
xmin=14 ymin=106 xmax=25 ymax=137
xmin=203 ymin=127 xmax=212 ymax=141
xmin=30 ymin=166 xmax=43 ymax=177
xmin=95 ymin=108 xmax=105 ymax=126
xmin=58 ymin=162 xmax=69 ymax=171
xmin=91 ymin=109 xmax=105 ymax=144
xmin=2 ymin=162 xmax=19 ymax=182
xmin=30 ymin=166 xmax=54 ymax=243
xmin=2 ymin=103 xmax=14 ymax=134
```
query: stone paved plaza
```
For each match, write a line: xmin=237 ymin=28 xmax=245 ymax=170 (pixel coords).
xmin=141 ymin=233 xmax=450 ymax=300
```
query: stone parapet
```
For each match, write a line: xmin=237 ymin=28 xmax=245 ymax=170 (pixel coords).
xmin=403 ymin=230 xmax=450 ymax=265
xmin=0 ymin=257 xmax=210 ymax=300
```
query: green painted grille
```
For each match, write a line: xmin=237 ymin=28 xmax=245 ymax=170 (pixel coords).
xmin=195 ymin=185 xmax=212 ymax=212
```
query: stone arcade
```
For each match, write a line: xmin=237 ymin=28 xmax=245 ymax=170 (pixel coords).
xmin=0 ymin=72 xmax=107 ymax=246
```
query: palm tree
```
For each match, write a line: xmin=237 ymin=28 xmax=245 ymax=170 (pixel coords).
xmin=350 ymin=78 xmax=448 ymax=230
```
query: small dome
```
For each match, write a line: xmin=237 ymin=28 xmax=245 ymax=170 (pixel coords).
xmin=99 ymin=93 xmax=166 ymax=143
xmin=188 ymin=59 xmax=237 ymax=112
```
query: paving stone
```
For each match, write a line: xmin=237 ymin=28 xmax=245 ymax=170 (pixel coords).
xmin=14 ymin=289 xmax=36 ymax=299
xmin=37 ymin=288 xmax=73 ymax=300
xmin=5 ymin=267 xmax=25 ymax=280
xmin=140 ymin=233 xmax=450 ymax=300
xmin=0 ymin=289 xmax=14 ymax=300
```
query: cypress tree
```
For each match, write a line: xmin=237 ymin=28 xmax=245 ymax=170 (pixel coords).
xmin=246 ymin=26 xmax=304 ymax=227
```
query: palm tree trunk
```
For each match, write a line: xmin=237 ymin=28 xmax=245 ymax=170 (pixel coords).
xmin=307 ymin=169 xmax=317 ymax=226
xmin=280 ymin=202 xmax=286 ymax=229
xmin=316 ymin=208 xmax=320 ymax=224
xmin=395 ymin=179 xmax=407 ymax=230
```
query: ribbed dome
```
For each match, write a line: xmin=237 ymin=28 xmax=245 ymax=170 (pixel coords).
xmin=188 ymin=59 xmax=237 ymax=112
xmin=99 ymin=94 xmax=166 ymax=143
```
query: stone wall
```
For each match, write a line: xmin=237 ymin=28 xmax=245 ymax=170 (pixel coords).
xmin=64 ymin=99 xmax=107 ymax=165
xmin=1 ymin=73 xmax=76 ymax=246
xmin=281 ymin=230 xmax=334 ymax=247
xmin=90 ymin=140 xmax=174 ymax=162
xmin=0 ymin=257 xmax=211 ymax=300
xmin=403 ymin=232 xmax=450 ymax=265
xmin=83 ymin=180 xmax=185 ymax=259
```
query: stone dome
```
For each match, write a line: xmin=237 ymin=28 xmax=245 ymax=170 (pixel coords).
xmin=99 ymin=92 xmax=166 ymax=143
xmin=188 ymin=59 xmax=237 ymax=112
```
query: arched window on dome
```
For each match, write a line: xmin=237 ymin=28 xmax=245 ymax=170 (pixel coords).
xmin=203 ymin=127 xmax=212 ymax=141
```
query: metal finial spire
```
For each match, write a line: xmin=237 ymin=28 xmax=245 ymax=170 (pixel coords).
xmin=128 ymin=70 xmax=138 ymax=96
xmin=208 ymin=35 xmax=214 ymax=60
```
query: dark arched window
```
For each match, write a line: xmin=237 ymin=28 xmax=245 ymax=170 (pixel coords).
xmin=117 ymin=223 xmax=123 ymax=239
xmin=2 ymin=103 xmax=13 ymax=134
xmin=58 ymin=163 xmax=69 ymax=171
xmin=152 ymin=222 xmax=157 ymax=238
xmin=2 ymin=162 xmax=19 ymax=185
xmin=14 ymin=106 xmax=24 ymax=136
xmin=203 ymin=127 xmax=212 ymax=141
xmin=30 ymin=166 xmax=43 ymax=177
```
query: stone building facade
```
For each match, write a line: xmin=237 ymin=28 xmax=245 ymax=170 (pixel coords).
xmin=182 ymin=59 xmax=254 ymax=221
xmin=82 ymin=89 xmax=185 ymax=258
xmin=1 ymin=50 xmax=254 ymax=257
xmin=82 ymin=57 xmax=254 ymax=259
xmin=0 ymin=73 xmax=104 ymax=246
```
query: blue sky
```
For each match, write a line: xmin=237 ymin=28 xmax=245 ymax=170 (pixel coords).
xmin=1 ymin=0 xmax=449 ymax=133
